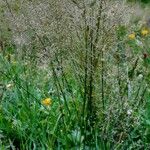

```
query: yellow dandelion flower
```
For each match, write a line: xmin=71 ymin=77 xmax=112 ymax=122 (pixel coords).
xmin=42 ymin=98 xmax=52 ymax=106
xmin=141 ymin=29 xmax=149 ymax=36
xmin=128 ymin=33 xmax=135 ymax=40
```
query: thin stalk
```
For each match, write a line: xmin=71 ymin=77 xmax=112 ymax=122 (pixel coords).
xmin=51 ymin=61 xmax=71 ymax=115
xmin=101 ymin=49 xmax=105 ymax=110
xmin=82 ymin=24 xmax=89 ymax=123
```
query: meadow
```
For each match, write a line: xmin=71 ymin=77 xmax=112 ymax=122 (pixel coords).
xmin=0 ymin=0 xmax=150 ymax=149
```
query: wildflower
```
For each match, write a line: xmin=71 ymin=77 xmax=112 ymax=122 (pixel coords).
xmin=6 ymin=83 xmax=13 ymax=89
xmin=127 ymin=109 xmax=133 ymax=115
xmin=24 ymin=62 xmax=28 ymax=66
xmin=137 ymin=74 xmax=143 ymax=80
xmin=128 ymin=33 xmax=135 ymax=40
xmin=141 ymin=29 xmax=149 ymax=36
xmin=136 ymin=39 xmax=143 ymax=47
xmin=42 ymin=98 xmax=52 ymax=106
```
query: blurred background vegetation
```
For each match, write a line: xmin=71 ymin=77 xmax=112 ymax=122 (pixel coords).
xmin=128 ymin=0 xmax=150 ymax=4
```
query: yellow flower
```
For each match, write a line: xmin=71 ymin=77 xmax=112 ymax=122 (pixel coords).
xmin=141 ymin=29 xmax=149 ymax=36
xmin=42 ymin=98 xmax=52 ymax=106
xmin=128 ymin=33 xmax=135 ymax=40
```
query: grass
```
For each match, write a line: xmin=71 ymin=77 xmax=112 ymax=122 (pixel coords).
xmin=1 ymin=0 xmax=150 ymax=149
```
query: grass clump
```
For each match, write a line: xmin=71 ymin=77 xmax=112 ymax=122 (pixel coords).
xmin=0 ymin=0 xmax=150 ymax=149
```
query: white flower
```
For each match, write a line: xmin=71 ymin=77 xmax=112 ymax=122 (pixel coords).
xmin=127 ymin=109 xmax=133 ymax=115
xmin=136 ymin=39 xmax=143 ymax=47
xmin=6 ymin=83 xmax=13 ymax=89
xmin=137 ymin=74 xmax=143 ymax=80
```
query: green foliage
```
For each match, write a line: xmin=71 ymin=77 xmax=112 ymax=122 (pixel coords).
xmin=141 ymin=0 xmax=150 ymax=3
xmin=128 ymin=0 xmax=150 ymax=4
xmin=1 ymin=0 xmax=150 ymax=149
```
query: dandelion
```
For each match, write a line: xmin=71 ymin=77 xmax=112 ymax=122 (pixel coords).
xmin=141 ymin=29 xmax=149 ymax=36
xmin=128 ymin=33 xmax=135 ymax=40
xmin=42 ymin=98 xmax=52 ymax=106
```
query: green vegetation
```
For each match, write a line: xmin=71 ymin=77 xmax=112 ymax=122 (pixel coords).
xmin=0 ymin=0 xmax=150 ymax=149
xmin=128 ymin=0 xmax=150 ymax=4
